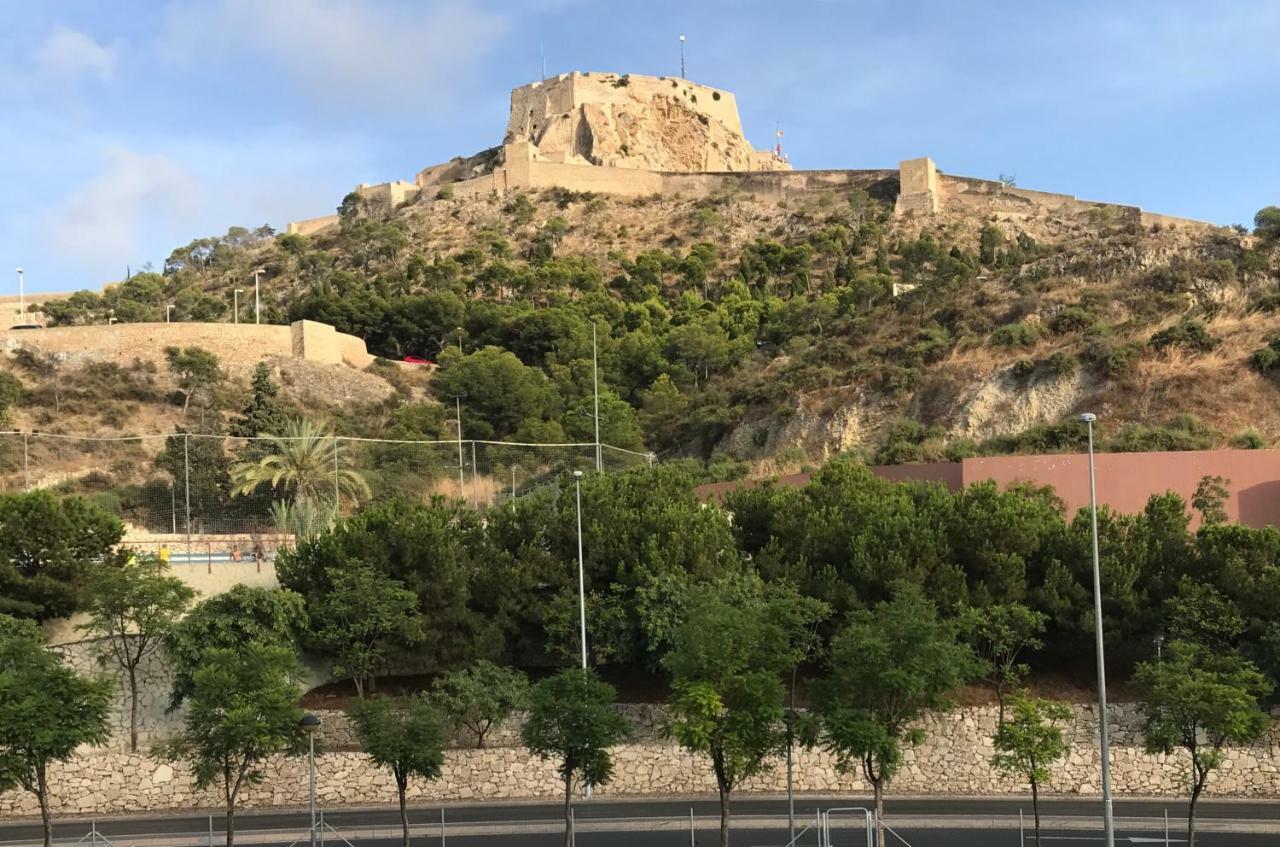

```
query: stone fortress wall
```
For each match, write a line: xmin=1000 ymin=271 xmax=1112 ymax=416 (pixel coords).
xmin=288 ymin=73 xmax=1214 ymax=237
xmin=0 ymin=319 xmax=374 ymax=378
xmin=5 ymin=702 xmax=1280 ymax=816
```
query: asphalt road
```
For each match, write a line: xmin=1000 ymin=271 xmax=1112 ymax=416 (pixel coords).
xmin=1 ymin=796 xmax=1277 ymax=846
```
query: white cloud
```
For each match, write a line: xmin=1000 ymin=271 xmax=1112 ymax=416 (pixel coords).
xmin=40 ymin=148 xmax=198 ymax=275
xmin=35 ymin=25 xmax=117 ymax=83
xmin=157 ymin=0 xmax=510 ymax=110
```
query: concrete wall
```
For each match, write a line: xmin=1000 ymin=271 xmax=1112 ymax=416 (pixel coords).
xmin=5 ymin=703 xmax=1280 ymax=816
xmin=0 ymin=320 xmax=373 ymax=376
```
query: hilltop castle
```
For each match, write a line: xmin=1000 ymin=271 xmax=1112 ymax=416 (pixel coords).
xmin=286 ymin=72 xmax=1209 ymax=236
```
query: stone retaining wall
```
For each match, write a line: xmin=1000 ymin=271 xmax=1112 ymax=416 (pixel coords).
xmin=4 ymin=704 xmax=1280 ymax=817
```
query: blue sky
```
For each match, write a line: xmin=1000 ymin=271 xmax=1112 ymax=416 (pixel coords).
xmin=1 ymin=0 xmax=1277 ymax=293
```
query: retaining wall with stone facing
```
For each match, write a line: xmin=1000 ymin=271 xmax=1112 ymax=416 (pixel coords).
xmin=5 ymin=704 xmax=1280 ymax=817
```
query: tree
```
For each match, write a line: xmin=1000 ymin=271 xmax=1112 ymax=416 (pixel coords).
xmin=0 ymin=616 xmax=111 ymax=847
xmin=521 ymin=669 xmax=630 ymax=847
xmin=77 ymin=556 xmax=195 ymax=751
xmin=432 ymin=347 xmax=556 ymax=440
xmin=814 ymin=588 xmax=978 ymax=847
xmin=350 ymin=696 xmax=446 ymax=847
xmin=230 ymin=418 xmax=370 ymax=511
xmin=663 ymin=578 xmax=828 ymax=847
xmin=1191 ymin=475 xmax=1230 ymax=527
xmin=1255 ymin=206 xmax=1280 ymax=242
xmin=1132 ymin=640 xmax=1272 ymax=847
xmin=313 ymin=565 xmax=424 ymax=698
xmin=164 ymin=346 xmax=222 ymax=417
xmin=431 ymin=660 xmax=530 ymax=748
xmin=164 ymin=586 xmax=308 ymax=708
xmin=990 ymin=693 xmax=1072 ymax=845
xmin=961 ymin=603 xmax=1047 ymax=723
xmin=161 ymin=644 xmax=306 ymax=847
xmin=230 ymin=363 xmax=289 ymax=439
xmin=0 ymin=490 xmax=123 ymax=621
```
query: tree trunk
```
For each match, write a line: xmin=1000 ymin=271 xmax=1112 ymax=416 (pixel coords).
xmin=1188 ymin=774 xmax=1204 ymax=847
xmin=1031 ymin=776 xmax=1041 ymax=845
xmin=226 ymin=801 xmax=236 ymax=847
xmin=563 ymin=772 xmax=574 ymax=847
xmin=36 ymin=763 xmax=52 ymax=847
xmin=717 ymin=777 xmax=732 ymax=847
xmin=873 ymin=778 xmax=885 ymax=847
xmin=129 ymin=665 xmax=140 ymax=752
xmin=397 ymin=777 xmax=409 ymax=847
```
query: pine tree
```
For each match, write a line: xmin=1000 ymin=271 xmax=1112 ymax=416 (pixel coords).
xmin=231 ymin=363 xmax=289 ymax=439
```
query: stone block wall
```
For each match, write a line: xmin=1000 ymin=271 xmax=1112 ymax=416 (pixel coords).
xmin=5 ymin=703 xmax=1280 ymax=817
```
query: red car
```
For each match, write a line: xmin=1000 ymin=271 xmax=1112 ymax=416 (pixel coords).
xmin=402 ymin=355 xmax=433 ymax=365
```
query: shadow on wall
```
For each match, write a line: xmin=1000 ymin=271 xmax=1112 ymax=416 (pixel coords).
xmin=1237 ymin=481 xmax=1280 ymax=528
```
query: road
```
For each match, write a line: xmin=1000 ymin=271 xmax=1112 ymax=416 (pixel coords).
xmin=1 ymin=796 xmax=1278 ymax=846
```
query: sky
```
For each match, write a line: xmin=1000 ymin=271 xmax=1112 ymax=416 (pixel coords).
xmin=1 ymin=0 xmax=1278 ymax=294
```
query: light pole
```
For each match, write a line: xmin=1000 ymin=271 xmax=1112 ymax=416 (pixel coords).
xmin=301 ymin=713 xmax=321 ymax=847
xmin=166 ymin=304 xmax=175 ymax=324
xmin=233 ymin=289 xmax=243 ymax=325
xmin=679 ymin=34 xmax=686 ymax=78
xmin=1079 ymin=412 xmax=1115 ymax=847
xmin=108 ymin=309 xmax=116 ymax=326
xmin=15 ymin=268 xmax=24 ymax=324
xmin=574 ymin=470 xmax=588 ymax=670
xmin=252 ymin=269 xmax=263 ymax=324
xmin=450 ymin=394 xmax=466 ymax=501
xmin=592 ymin=323 xmax=601 ymax=472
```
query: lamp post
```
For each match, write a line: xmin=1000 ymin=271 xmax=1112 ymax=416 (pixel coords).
xmin=252 ymin=269 xmax=263 ymax=324
xmin=108 ymin=309 xmax=116 ymax=326
xmin=1079 ymin=412 xmax=1115 ymax=847
xmin=574 ymin=470 xmax=588 ymax=670
xmin=233 ymin=289 xmax=243 ymax=325
xmin=166 ymin=304 xmax=175 ymax=324
xmin=15 ymin=268 xmax=24 ymax=324
xmin=592 ymin=323 xmax=601 ymax=472
xmin=449 ymin=394 xmax=466 ymax=502
xmin=300 ymin=713 xmax=321 ymax=847
xmin=679 ymin=34 xmax=686 ymax=79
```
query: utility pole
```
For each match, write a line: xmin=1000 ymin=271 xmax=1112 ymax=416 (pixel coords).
xmin=233 ymin=289 xmax=243 ymax=324
xmin=14 ymin=268 xmax=24 ymax=324
xmin=1080 ymin=412 xmax=1116 ymax=847
xmin=679 ymin=34 xmax=686 ymax=79
xmin=592 ymin=323 xmax=601 ymax=472
xmin=450 ymin=394 xmax=466 ymax=502
xmin=252 ymin=269 xmax=263 ymax=324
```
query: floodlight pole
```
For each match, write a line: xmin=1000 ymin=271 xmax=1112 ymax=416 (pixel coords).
xmin=1080 ymin=412 xmax=1115 ymax=847
xmin=574 ymin=470 xmax=588 ymax=669
xmin=592 ymin=323 xmax=601 ymax=472
xmin=451 ymin=394 xmax=466 ymax=502
xmin=679 ymin=34 xmax=686 ymax=79
xmin=233 ymin=289 xmax=243 ymax=324
xmin=15 ymin=268 xmax=24 ymax=323
xmin=252 ymin=269 xmax=263 ymax=324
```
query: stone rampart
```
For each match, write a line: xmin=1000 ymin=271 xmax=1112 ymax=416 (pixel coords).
xmin=4 ymin=703 xmax=1279 ymax=816
xmin=284 ymin=214 xmax=340 ymax=236
xmin=0 ymin=320 xmax=373 ymax=377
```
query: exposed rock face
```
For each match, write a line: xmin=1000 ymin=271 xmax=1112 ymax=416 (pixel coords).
xmin=503 ymin=72 xmax=789 ymax=173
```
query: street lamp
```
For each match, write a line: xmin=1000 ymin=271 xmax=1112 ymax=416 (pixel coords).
xmin=233 ymin=289 xmax=244 ymax=325
xmin=300 ymin=713 xmax=321 ymax=847
xmin=679 ymin=34 xmax=686 ymax=79
xmin=166 ymin=304 xmax=175 ymax=324
xmin=107 ymin=309 xmax=116 ymax=326
xmin=14 ymin=268 xmax=24 ymax=324
xmin=1079 ymin=412 xmax=1115 ymax=847
xmin=574 ymin=470 xmax=588 ymax=670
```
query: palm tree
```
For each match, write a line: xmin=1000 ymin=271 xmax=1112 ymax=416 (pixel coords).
xmin=231 ymin=418 xmax=371 ymax=510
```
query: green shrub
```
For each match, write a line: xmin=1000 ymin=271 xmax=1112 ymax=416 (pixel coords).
xmin=1043 ymin=351 xmax=1079 ymax=379
xmin=1251 ymin=343 xmax=1280 ymax=373
xmin=435 ymin=185 xmax=455 ymax=201
xmin=1085 ymin=338 xmax=1144 ymax=377
xmin=1109 ymin=414 xmax=1219 ymax=452
xmin=989 ymin=321 xmax=1042 ymax=349
xmin=1149 ymin=319 xmax=1217 ymax=354
xmin=1010 ymin=359 xmax=1037 ymax=380
xmin=1047 ymin=307 xmax=1094 ymax=335
xmin=979 ymin=421 xmax=1089 ymax=455
xmin=1231 ymin=429 xmax=1268 ymax=449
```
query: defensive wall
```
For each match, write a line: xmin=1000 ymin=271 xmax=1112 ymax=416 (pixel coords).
xmin=0 ymin=319 xmax=374 ymax=377
xmin=5 ymin=702 xmax=1280 ymax=816
xmin=701 ymin=448 xmax=1280 ymax=529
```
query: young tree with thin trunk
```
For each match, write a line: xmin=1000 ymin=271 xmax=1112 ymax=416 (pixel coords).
xmin=0 ymin=615 xmax=111 ymax=847
xmin=663 ymin=577 xmax=828 ymax=847
xmin=350 ymin=695 xmax=445 ymax=847
xmin=313 ymin=565 xmax=424 ymax=699
xmin=814 ymin=587 xmax=978 ymax=847
xmin=990 ymin=693 xmax=1072 ymax=845
xmin=961 ymin=602 xmax=1046 ymax=724
xmin=1132 ymin=640 xmax=1271 ymax=847
xmin=160 ymin=644 xmax=306 ymax=847
xmin=521 ymin=668 xmax=630 ymax=847
xmin=431 ymin=660 xmax=529 ymax=748
xmin=77 ymin=554 xmax=195 ymax=751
